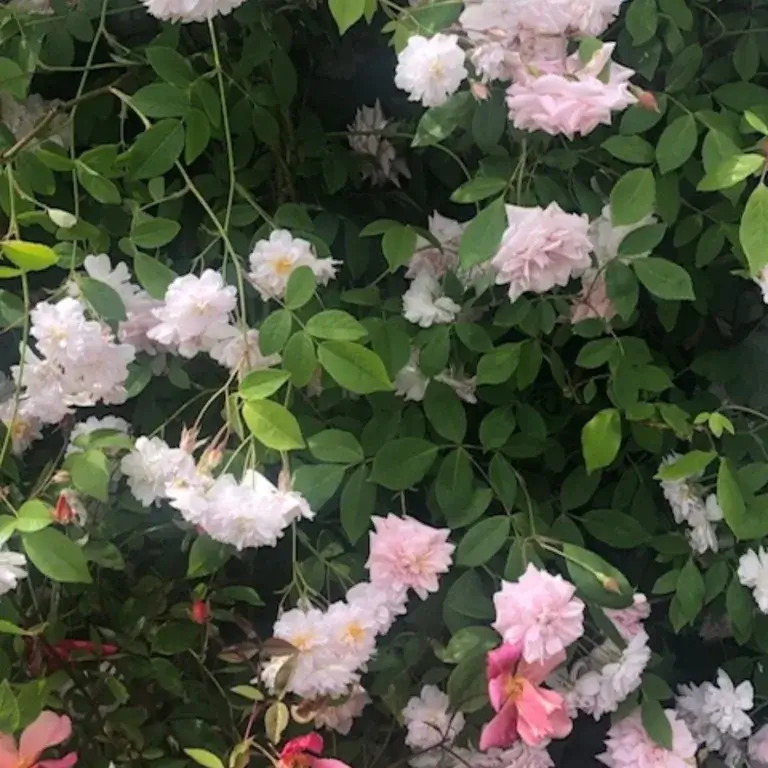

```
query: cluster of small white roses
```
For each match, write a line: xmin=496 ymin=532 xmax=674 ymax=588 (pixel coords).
xmin=552 ymin=594 xmax=651 ymax=722
xmin=394 ymin=0 xmax=636 ymax=139
xmin=738 ymin=546 xmax=768 ymax=614
xmin=676 ymin=669 xmax=756 ymax=767
xmin=658 ymin=453 xmax=724 ymax=555
xmin=121 ymin=435 xmax=312 ymax=551
xmin=262 ymin=515 xmax=453 ymax=713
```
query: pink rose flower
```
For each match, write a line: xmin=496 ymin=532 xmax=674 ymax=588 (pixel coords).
xmin=367 ymin=515 xmax=454 ymax=599
xmin=480 ymin=643 xmax=572 ymax=750
xmin=492 ymin=203 xmax=592 ymax=303
xmin=751 ymin=724 xmax=768 ymax=766
xmin=279 ymin=733 xmax=351 ymax=768
xmin=506 ymin=43 xmax=636 ymax=139
xmin=493 ymin=564 xmax=585 ymax=664
xmin=598 ymin=710 xmax=697 ymax=768
xmin=0 ymin=711 xmax=78 ymax=768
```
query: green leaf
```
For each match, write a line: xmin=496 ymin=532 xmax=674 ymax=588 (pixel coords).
xmin=242 ymin=401 xmax=305 ymax=451
xmin=675 ymin=559 xmax=705 ymax=626
xmin=439 ymin=626 xmax=499 ymax=664
xmin=1 ymin=241 xmax=57 ymax=272
xmin=259 ymin=310 xmax=293 ymax=356
xmin=656 ymin=114 xmax=697 ymax=174
xmin=436 ymin=449 xmax=474 ymax=517
xmin=132 ymin=218 xmax=181 ymax=248
xmin=642 ymin=698 xmax=672 ymax=750
xmin=626 ymin=0 xmax=658 ymax=44
xmin=456 ymin=517 xmax=510 ymax=566
xmin=424 ymin=381 xmax=466 ymax=443
xmin=740 ymin=183 xmax=768 ymax=275
xmin=76 ymin=163 xmax=121 ymax=204
xmin=128 ymin=119 xmax=185 ymax=180
xmin=188 ymin=536 xmax=231 ymax=578
xmin=632 ymin=258 xmax=694 ymax=300
xmin=184 ymin=748 xmax=225 ymax=768
xmin=69 ymin=449 xmax=109 ymax=502
xmin=329 ymin=0 xmax=365 ymax=33
xmin=239 ymin=369 xmax=291 ymax=401
xmin=308 ymin=429 xmax=363 ymax=464
xmin=444 ymin=569 xmax=494 ymax=619
xmin=317 ymin=341 xmax=392 ymax=394
xmin=412 ymin=91 xmax=472 ymax=147
xmin=284 ymin=266 xmax=316 ymax=310
xmin=213 ymin=586 xmax=264 ymax=607
xmin=0 ymin=680 xmax=19 ymax=734
xmin=185 ymin=108 xmax=210 ymax=164
xmin=605 ymin=261 xmax=639 ymax=319
xmin=582 ymin=509 xmax=651 ymax=548
xmin=147 ymin=46 xmax=196 ymax=87
xmin=451 ymin=176 xmax=508 ymax=203
xmin=489 ymin=454 xmax=518 ymax=509
xmin=79 ymin=277 xmax=127 ymax=322
xmin=282 ymin=332 xmax=316 ymax=387
xmin=132 ymin=83 xmax=189 ymax=118
xmin=656 ymin=451 xmax=715 ymax=482
xmin=726 ymin=575 xmax=754 ymax=644
xmin=602 ymin=135 xmax=655 ymax=165
xmin=15 ymin=500 xmax=53 ymax=533
xmin=563 ymin=543 xmax=633 ymax=608
xmin=698 ymin=154 xmax=763 ymax=192
xmin=610 ymin=169 xmax=656 ymax=226
xmin=479 ymin=407 xmax=516 ymax=450
xmin=477 ymin=343 xmax=522 ymax=385
xmin=582 ymin=409 xmax=621 ymax=473
xmin=371 ymin=438 xmax=439 ymax=490
xmin=292 ymin=464 xmax=345 ymax=511
xmin=133 ymin=252 xmax=177 ymax=299
xmin=306 ymin=310 xmax=367 ymax=341
xmin=340 ymin=465 xmax=376 ymax=544
xmin=23 ymin=529 xmax=91 ymax=584
xmin=718 ymin=458 xmax=768 ymax=540
xmin=459 ymin=196 xmax=506 ymax=269
xmin=0 ymin=58 xmax=27 ymax=99
xmin=447 ymin=652 xmax=488 ymax=713
xmin=665 ymin=44 xmax=702 ymax=92
xmin=382 ymin=225 xmax=417 ymax=271
xmin=618 ymin=224 xmax=667 ymax=256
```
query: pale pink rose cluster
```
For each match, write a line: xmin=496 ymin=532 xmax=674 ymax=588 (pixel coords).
xmin=453 ymin=0 xmax=636 ymax=138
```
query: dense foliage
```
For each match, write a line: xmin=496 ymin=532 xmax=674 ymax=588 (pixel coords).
xmin=2 ymin=0 xmax=768 ymax=766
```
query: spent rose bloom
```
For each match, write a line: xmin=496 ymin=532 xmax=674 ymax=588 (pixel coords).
xmin=506 ymin=44 xmax=636 ymax=139
xmin=492 ymin=203 xmax=592 ymax=303
xmin=493 ymin=564 xmax=585 ymax=664
xmin=0 ymin=710 xmax=78 ymax=768
xmin=402 ymin=272 xmax=461 ymax=327
xmin=367 ymin=515 xmax=454 ymax=599
xmin=480 ymin=643 xmax=572 ymax=750
xmin=570 ymin=272 xmax=616 ymax=323
xmin=598 ymin=710 xmax=697 ymax=768
xmin=395 ymin=34 xmax=468 ymax=107
xmin=605 ymin=594 xmax=650 ymax=641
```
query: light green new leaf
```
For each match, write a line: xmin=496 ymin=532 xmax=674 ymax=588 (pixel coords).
xmin=184 ymin=749 xmax=225 ymax=768
xmin=242 ymin=401 xmax=305 ymax=451
xmin=698 ymin=154 xmax=763 ymax=192
xmin=329 ymin=0 xmax=365 ymax=33
xmin=582 ymin=409 xmax=622 ymax=473
xmin=15 ymin=500 xmax=53 ymax=533
xmin=69 ymin=449 xmax=110 ymax=502
xmin=740 ymin=183 xmax=768 ymax=275
xmin=1 ymin=241 xmax=58 ymax=272
xmin=318 ymin=341 xmax=392 ymax=394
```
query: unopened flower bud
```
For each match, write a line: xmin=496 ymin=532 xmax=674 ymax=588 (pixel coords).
xmin=191 ymin=600 xmax=209 ymax=625
xmin=600 ymin=575 xmax=620 ymax=593
xmin=179 ymin=425 xmax=199 ymax=454
xmin=470 ymin=81 xmax=490 ymax=101
xmin=199 ymin=446 xmax=223 ymax=473
xmin=51 ymin=470 xmax=70 ymax=485
xmin=634 ymin=88 xmax=659 ymax=113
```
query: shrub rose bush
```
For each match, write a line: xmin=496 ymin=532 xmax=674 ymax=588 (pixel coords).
xmin=0 ymin=0 xmax=767 ymax=766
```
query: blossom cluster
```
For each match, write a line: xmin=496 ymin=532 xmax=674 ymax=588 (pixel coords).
xmin=658 ymin=453 xmax=724 ymax=554
xmin=121 ymin=435 xmax=312 ymax=551
xmin=263 ymin=515 xmax=454 ymax=707
xmin=394 ymin=0 xmax=637 ymax=139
